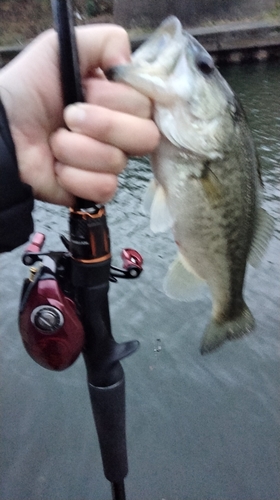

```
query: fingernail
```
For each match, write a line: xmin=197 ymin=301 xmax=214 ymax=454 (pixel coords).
xmin=64 ymin=103 xmax=86 ymax=130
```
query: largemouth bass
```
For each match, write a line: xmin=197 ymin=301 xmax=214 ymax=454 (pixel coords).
xmin=109 ymin=16 xmax=274 ymax=354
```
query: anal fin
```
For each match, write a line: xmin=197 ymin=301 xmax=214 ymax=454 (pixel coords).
xmin=163 ymin=254 xmax=206 ymax=302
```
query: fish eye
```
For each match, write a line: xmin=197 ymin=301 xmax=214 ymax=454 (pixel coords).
xmin=196 ymin=56 xmax=215 ymax=76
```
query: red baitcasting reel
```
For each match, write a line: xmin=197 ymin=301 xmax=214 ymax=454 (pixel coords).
xmin=19 ymin=233 xmax=143 ymax=371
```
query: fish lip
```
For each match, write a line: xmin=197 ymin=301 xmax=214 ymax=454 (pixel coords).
xmin=104 ymin=67 xmax=116 ymax=81
xmin=106 ymin=16 xmax=233 ymax=130
xmin=154 ymin=15 xmax=182 ymax=37
xmin=121 ymin=16 xmax=184 ymax=74
xmin=105 ymin=64 xmax=131 ymax=84
xmin=105 ymin=17 xmax=184 ymax=88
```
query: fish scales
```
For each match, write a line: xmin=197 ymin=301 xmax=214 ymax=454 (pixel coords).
xmin=159 ymin=139 xmax=252 ymax=305
xmin=109 ymin=16 xmax=274 ymax=353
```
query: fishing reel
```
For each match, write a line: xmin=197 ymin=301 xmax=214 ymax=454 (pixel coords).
xmin=19 ymin=232 xmax=143 ymax=371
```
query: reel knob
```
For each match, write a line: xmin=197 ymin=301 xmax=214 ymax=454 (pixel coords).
xmin=121 ymin=249 xmax=143 ymax=277
xmin=31 ymin=305 xmax=64 ymax=332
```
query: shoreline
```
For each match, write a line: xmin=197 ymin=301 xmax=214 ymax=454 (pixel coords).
xmin=1 ymin=19 xmax=280 ymax=67
xmin=130 ymin=19 xmax=280 ymax=64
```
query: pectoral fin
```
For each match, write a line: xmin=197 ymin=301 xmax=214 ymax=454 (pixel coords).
xmin=142 ymin=178 xmax=157 ymax=214
xmin=200 ymin=162 xmax=222 ymax=204
xmin=146 ymin=182 xmax=173 ymax=233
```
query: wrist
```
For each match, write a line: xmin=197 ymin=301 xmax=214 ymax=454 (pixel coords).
xmin=0 ymin=97 xmax=34 ymax=198
xmin=0 ymin=98 xmax=34 ymax=251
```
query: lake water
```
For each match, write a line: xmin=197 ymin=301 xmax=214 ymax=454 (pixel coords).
xmin=0 ymin=61 xmax=279 ymax=500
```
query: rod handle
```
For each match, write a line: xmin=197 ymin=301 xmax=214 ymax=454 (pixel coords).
xmin=88 ymin=374 xmax=128 ymax=483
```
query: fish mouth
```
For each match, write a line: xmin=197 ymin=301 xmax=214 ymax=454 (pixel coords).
xmin=130 ymin=16 xmax=182 ymax=71
xmin=106 ymin=16 xmax=184 ymax=94
xmin=106 ymin=15 xmax=230 ymax=128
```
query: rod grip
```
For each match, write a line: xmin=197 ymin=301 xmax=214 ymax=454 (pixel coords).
xmin=88 ymin=374 xmax=128 ymax=483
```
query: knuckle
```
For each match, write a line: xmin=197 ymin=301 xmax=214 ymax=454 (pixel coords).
xmin=36 ymin=29 xmax=55 ymax=45
xmin=135 ymin=96 xmax=153 ymax=119
xmin=49 ymin=129 xmax=66 ymax=158
xmin=142 ymin=101 xmax=152 ymax=120
xmin=139 ymin=122 xmax=160 ymax=154
xmin=110 ymin=26 xmax=129 ymax=43
xmin=98 ymin=175 xmax=118 ymax=202
xmin=108 ymin=148 xmax=126 ymax=174
xmin=49 ymin=130 xmax=60 ymax=153
xmin=149 ymin=124 xmax=161 ymax=150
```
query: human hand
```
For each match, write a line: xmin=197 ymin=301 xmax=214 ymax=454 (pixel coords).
xmin=0 ymin=25 xmax=159 ymax=206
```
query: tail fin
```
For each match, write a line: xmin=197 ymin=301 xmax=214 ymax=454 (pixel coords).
xmin=200 ymin=303 xmax=255 ymax=355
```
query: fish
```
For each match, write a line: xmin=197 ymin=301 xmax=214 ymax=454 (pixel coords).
xmin=108 ymin=16 xmax=274 ymax=354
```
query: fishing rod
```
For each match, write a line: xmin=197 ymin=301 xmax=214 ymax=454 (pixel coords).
xmin=18 ymin=1 xmax=143 ymax=498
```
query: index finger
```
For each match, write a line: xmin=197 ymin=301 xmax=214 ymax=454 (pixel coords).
xmin=75 ymin=25 xmax=131 ymax=78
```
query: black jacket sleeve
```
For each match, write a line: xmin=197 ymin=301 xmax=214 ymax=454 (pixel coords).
xmin=0 ymin=100 xmax=34 ymax=252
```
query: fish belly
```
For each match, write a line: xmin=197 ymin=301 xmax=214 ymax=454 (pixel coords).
xmin=153 ymin=139 xmax=256 ymax=353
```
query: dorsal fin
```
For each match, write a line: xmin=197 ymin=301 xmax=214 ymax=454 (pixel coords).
xmin=248 ymin=207 xmax=274 ymax=267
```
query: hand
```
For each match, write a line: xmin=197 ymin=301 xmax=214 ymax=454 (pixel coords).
xmin=0 ymin=25 xmax=159 ymax=206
